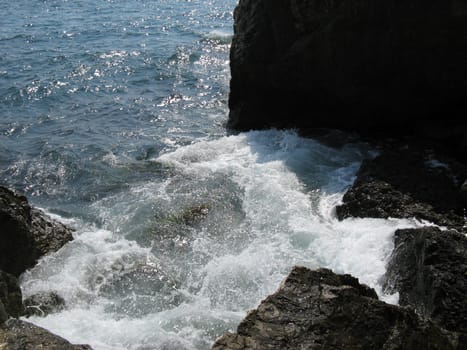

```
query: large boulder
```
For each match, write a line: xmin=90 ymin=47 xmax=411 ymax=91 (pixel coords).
xmin=228 ymin=0 xmax=467 ymax=154
xmin=335 ymin=146 xmax=467 ymax=231
xmin=383 ymin=227 xmax=467 ymax=333
xmin=0 ymin=319 xmax=92 ymax=350
xmin=0 ymin=186 xmax=74 ymax=277
xmin=212 ymin=267 xmax=464 ymax=350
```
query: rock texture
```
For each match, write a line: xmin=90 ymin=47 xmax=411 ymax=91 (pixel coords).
xmin=0 ymin=186 xmax=90 ymax=349
xmin=228 ymin=0 xmax=467 ymax=155
xmin=212 ymin=267 xmax=464 ymax=350
xmin=335 ymin=146 xmax=467 ymax=231
xmin=0 ymin=319 xmax=91 ymax=350
xmin=383 ymin=227 xmax=467 ymax=333
xmin=461 ymin=179 xmax=467 ymax=204
xmin=0 ymin=271 xmax=24 ymax=321
xmin=0 ymin=186 xmax=74 ymax=277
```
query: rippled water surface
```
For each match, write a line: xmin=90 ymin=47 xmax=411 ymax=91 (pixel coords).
xmin=0 ymin=1 xmax=426 ymax=349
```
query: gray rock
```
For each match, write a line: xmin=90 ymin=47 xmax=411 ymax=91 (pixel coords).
xmin=383 ymin=227 xmax=467 ymax=333
xmin=0 ymin=271 xmax=24 ymax=320
xmin=212 ymin=267 xmax=463 ymax=350
xmin=0 ymin=186 xmax=73 ymax=277
xmin=0 ymin=318 xmax=92 ymax=349
xmin=23 ymin=292 xmax=66 ymax=318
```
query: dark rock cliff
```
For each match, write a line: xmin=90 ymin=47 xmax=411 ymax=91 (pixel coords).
xmin=228 ymin=0 xmax=467 ymax=155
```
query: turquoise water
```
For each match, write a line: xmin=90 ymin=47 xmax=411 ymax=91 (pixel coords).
xmin=1 ymin=1 xmax=427 ymax=349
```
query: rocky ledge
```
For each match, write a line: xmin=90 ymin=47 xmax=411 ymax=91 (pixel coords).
xmin=0 ymin=185 xmax=92 ymax=349
xmin=335 ymin=142 xmax=467 ymax=231
xmin=213 ymin=267 xmax=466 ymax=350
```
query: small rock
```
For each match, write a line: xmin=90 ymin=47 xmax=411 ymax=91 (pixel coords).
xmin=23 ymin=292 xmax=66 ymax=318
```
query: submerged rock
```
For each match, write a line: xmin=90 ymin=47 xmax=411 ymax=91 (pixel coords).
xmin=165 ymin=204 xmax=211 ymax=226
xmin=228 ymin=0 xmax=467 ymax=155
xmin=0 ymin=186 xmax=74 ymax=277
xmin=383 ymin=227 xmax=467 ymax=333
xmin=93 ymin=259 xmax=185 ymax=317
xmin=0 ymin=319 xmax=92 ymax=349
xmin=23 ymin=291 xmax=66 ymax=318
xmin=212 ymin=267 xmax=464 ymax=350
xmin=335 ymin=148 xmax=466 ymax=231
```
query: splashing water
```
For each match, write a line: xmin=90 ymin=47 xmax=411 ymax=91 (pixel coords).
xmin=20 ymin=130 xmax=427 ymax=349
xmin=2 ymin=1 xmax=429 ymax=349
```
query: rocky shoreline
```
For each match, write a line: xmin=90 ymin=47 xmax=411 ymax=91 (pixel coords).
xmin=0 ymin=186 xmax=92 ymax=349
xmin=215 ymin=0 xmax=467 ymax=348
xmin=212 ymin=141 xmax=467 ymax=349
xmin=2 ymin=1 xmax=467 ymax=348
xmin=213 ymin=267 xmax=466 ymax=350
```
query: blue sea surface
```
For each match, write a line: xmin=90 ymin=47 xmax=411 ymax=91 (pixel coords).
xmin=1 ymin=0 xmax=233 ymax=208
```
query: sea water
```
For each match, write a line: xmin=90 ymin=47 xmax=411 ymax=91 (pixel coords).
xmin=1 ymin=1 xmax=426 ymax=349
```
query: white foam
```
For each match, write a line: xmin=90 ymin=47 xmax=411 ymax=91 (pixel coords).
xmin=21 ymin=130 xmax=424 ymax=349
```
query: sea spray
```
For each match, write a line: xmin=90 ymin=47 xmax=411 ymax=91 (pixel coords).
xmin=21 ymin=130 xmax=428 ymax=349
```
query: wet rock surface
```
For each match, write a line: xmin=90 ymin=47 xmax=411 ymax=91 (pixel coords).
xmin=23 ymin=292 xmax=66 ymax=318
xmin=335 ymin=142 xmax=467 ymax=335
xmin=212 ymin=267 xmax=464 ymax=350
xmin=0 ymin=271 xmax=23 ymax=321
xmin=0 ymin=186 xmax=90 ymax=349
xmin=335 ymin=145 xmax=467 ymax=232
xmin=0 ymin=319 xmax=92 ymax=350
xmin=383 ymin=227 xmax=467 ymax=333
xmin=0 ymin=186 xmax=74 ymax=277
